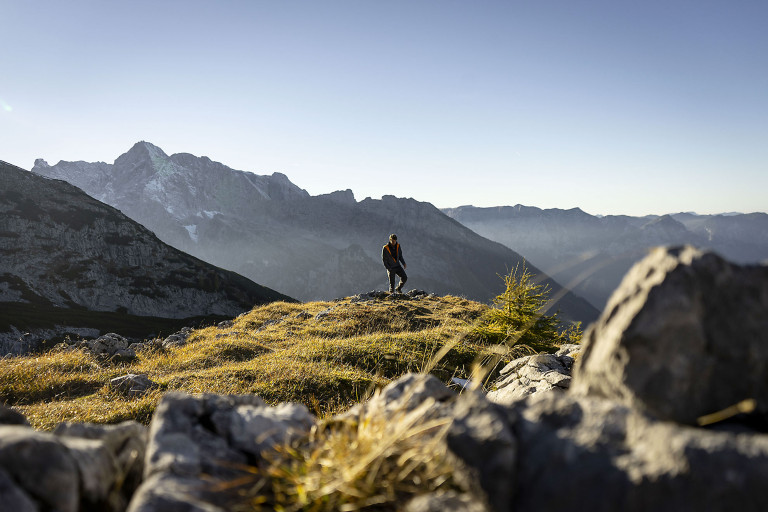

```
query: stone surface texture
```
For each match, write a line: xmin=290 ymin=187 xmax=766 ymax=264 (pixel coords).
xmin=127 ymin=392 xmax=315 ymax=512
xmin=573 ymin=245 xmax=768 ymax=425
xmin=508 ymin=392 xmax=768 ymax=512
xmin=0 ymin=420 xmax=147 ymax=512
xmin=486 ymin=349 xmax=576 ymax=406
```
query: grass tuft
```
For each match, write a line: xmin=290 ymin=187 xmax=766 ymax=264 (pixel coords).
xmin=242 ymin=395 xmax=469 ymax=511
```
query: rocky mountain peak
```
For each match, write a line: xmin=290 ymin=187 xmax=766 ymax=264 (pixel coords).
xmin=112 ymin=141 xmax=172 ymax=176
xmin=317 ymin=189 xmax=356 ymax=205
xmin=266 ymin=171 xmax=310 ymax=200
xmin=123 ymin=140 xmax=167 ymax=160
xmin=641 ymin=214 xmax=688 ymax=235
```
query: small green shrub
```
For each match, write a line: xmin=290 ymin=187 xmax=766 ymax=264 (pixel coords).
xmin=472 ymin=264 xmax=581 ymax=354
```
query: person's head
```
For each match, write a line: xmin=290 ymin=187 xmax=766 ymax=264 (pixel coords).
xmin=389 ymin=234 xmax=397 ymax=244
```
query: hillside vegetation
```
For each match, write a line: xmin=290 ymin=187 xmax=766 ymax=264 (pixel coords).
xmin=1 ymin=279 xmax=578 ymax=430
xmin=0 ymin=295 xmax=474 ymax=429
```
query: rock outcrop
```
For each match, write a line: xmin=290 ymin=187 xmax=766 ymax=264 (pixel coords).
xmin=486 ymin=344 xmax=579 ymax=406
xmin=572 ymin=245 xmax=768 ymax=426
xmin=0 ymin=420 xmax=147 ymax=512
xmin=128 ymin=393 xmax=315 ymax=512
xmin=509 ymin=392 xmax=768 ymax=511
xmin=109 ymin=374 xmax=159 ymax=398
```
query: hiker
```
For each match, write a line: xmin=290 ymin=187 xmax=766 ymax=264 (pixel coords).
xmin=382 ymin=233 xmax=407 ymax=293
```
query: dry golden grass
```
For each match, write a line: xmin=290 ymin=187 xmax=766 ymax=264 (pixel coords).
xmin=1 ymin=295 xmax=496 ymax=430
xmin=241 ymin=395 xmax=469 ymax=512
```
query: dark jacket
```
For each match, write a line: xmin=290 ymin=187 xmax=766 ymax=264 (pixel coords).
xmin=382 ymin=242 xmax=405 ymax=270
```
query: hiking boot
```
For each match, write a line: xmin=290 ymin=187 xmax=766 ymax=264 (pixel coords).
xmin=396 ymin=284 xmax=403 ymax=293
xmin=388 ymin=288 xmax=394 ymax=294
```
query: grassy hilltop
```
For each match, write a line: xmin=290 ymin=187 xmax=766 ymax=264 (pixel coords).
xmin=1 ymin=265 xmax=580 ymax=431
xmin=1 ymin=294 xmax=502 ymax=430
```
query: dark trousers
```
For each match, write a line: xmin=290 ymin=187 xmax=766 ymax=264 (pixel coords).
xmin=387 ymin=266 xmax=407 ymax=291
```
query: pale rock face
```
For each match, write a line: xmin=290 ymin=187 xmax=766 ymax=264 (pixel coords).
xmin=573 ymin=245 xmax=768 ymax=425
xmin=487 ymin=351 xmax=576 ymax=406
xmin=508 ymin=392 xmax=768 ymax=512
xmin=0 ymin=421 xmax=148 ymax=512
xmin=128 ymin=392 xmax=316 ymax=511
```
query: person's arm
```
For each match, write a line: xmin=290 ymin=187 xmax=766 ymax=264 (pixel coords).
xmin=398 ymin=246 xmax=406 ymax=268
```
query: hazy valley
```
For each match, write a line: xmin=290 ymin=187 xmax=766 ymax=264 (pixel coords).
xmin=443 ymin=205 xmax=768 ymax=310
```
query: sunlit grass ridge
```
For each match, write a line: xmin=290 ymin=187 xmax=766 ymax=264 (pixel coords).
xmin=2 ymin=294 xmax=493 ymax=429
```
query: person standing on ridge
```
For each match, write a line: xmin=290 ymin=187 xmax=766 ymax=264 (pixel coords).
xmin=382 ymin=233 xmax=407 ymax=293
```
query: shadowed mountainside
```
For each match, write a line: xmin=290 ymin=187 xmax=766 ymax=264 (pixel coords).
xmin=0 ymin=159 xmax=292 ymax=353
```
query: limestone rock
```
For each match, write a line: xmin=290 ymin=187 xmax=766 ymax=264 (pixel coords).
xmin=0 ymin=421 xmax=147 ymax=512
xmin=446 ymin=391 xmax=516 ymax=512
xmin=0 ymin=468 xmax=38 ymax=512
xmin=555 ymin=343 xmax=581 ymax=358
xmin=403 ymin=490 xmax=490 ymax=512
xmin=0 ymin=403 xmax=29 ymax=425
xmin=72 ymin=332 xmax=140 ymax=362
xmin=349 ymin=289 xmax=432 ymax=303
xmin=487 ymin=352 xmax=575 ymax=406
xmin=0 ymin=425 xmax=81 ymax=512
xmin=55 ymin=420 xmax=149 ymax=510
xmin=508 ymin=392 xmax=768 ymax=512
xmin=128 ymin=392 xmax=315 ymax=512
xmin=314 ymin=307 xmax=335 ymax=320
xmin=110 ymin=374 xmax=159 ymax=397
xmin=343 ymin=373 xmax=455 ymax=420
xmin=572 ymin=246 xmax=768 ymax=425
xmin=161 ymin=327 xmax=194 ymax=349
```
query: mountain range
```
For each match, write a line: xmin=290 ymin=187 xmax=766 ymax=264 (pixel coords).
xmin=443 ymin=205 xmax=768 ymax=309
xmin=0 ymin=159 xmax=291 ymax=354
xmin=30 ymin=142 xmax=598 ymax=325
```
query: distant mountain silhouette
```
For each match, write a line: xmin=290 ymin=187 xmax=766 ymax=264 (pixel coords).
xmin=443 ymin=205 xmax=768 ymax=309
xmin=32 ymin=142 xmax=599 ymax=326
xmin=0 ymin=159 xmax=292 ymax=354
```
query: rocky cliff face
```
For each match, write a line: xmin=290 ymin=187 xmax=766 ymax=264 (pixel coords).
xmin=0 ymin=160 xmax=292 ymax=354
xmin=32 ymin=143 xmax=599 ymax=325
xmin=443 ymin=205 xmax=768 ymax=310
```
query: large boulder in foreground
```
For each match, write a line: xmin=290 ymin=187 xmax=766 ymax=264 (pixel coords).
xmin=0 ymin=420 xmax=147 ymax=512
xmin=509 ymin=392 xmax=768 ymax=512
xmin=572 ymin=245 xmax=768 ymax=425
xmin=127 ymin=392 xmax=316 ymax=512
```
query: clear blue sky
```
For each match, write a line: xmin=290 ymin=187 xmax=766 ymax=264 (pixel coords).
xmin=2 ymin=0 xmax=766 ymax=216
